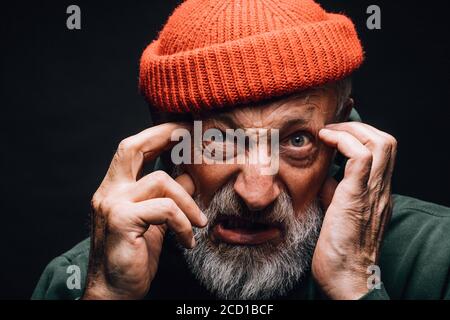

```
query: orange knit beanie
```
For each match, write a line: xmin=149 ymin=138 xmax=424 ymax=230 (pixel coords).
xmin=139 ymin=0 xmax=364 ymax=113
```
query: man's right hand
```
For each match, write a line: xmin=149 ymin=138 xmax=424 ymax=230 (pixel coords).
xmin=82 ymin=123 xmax=208 ymax=300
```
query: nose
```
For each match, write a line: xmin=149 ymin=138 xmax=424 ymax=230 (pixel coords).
xmin=234 ymin=165 xmax=281 ymax=211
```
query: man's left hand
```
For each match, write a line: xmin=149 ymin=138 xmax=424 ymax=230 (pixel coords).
xmin=313 ymin=122 xmax=397 ymax=299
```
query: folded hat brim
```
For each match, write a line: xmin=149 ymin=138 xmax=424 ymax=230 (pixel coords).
xmin=140 ymin=13 xmax=364 ymax=113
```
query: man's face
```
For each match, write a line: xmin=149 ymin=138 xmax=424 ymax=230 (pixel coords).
xmin=181 ymin=85 xmax=339 ymax=299
xmin=186 ymin=86 xmax=338 ymax=226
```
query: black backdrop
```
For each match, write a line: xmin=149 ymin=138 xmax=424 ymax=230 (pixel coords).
xmin=1 ymin=1 xmax=449 ymax=299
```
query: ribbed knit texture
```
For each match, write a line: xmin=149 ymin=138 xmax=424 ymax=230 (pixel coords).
xmin=139 ymin=0 xmax=364 ymax=113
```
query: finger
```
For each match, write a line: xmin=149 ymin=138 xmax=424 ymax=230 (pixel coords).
xmin=129 ymin=198 xmax=196 ymax=249
xmin=326 ymin=122 xmax=380 ymax=145
xmin=334 ymin=121 xmax=396 ymax=143
xmin=325 ymin=122 xmax=396 ymax=188
xmin=319 ymin=128 xmax=372 ymax=189
xmin=319 ymin=176 xmax=338 ymax=211
xmin=326 ymin=122 xmax=395 ymax=159
xmin=107 ymin=122 xmax=191 ymax=181
xmin=175 ymin=173 xmax=196 ymax=196
xmin=132 ymin=171 xmax=207 ymax=227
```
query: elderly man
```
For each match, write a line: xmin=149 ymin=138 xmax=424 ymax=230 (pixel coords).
xmin=33 ymin=0 xmax=450 ymax=300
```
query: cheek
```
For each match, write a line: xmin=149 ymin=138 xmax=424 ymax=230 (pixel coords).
xmin=279 ymin=150 xmax=332 ymax=212
xmin=185 ymin=163 xmax=238 ymax=205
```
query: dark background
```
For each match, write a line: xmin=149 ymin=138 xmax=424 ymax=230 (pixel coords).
xmin=0 ymin=0 xmax=449 ymax=299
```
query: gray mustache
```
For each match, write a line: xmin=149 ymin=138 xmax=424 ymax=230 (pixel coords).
xmin=196 ymin=180 xmax=295 ymax=227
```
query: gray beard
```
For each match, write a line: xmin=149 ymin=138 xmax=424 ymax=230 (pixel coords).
xmin=181 ymin=181 xmax=323 ymax=300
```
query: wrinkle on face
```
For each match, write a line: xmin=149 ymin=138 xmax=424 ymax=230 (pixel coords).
xmin=201 ymin=87 xmax=337 ymax=131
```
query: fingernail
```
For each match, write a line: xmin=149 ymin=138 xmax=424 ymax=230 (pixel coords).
xmin=200 ymin=211 xmax=208 ymax=226
xmin=190 ymin=237 xmax=196 ymax=248
xmin=320 ymin=128 xmax=332 ymax=134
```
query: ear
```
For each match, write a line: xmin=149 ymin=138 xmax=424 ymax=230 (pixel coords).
xmin=340 ymin=98 xmax=354 ymax=121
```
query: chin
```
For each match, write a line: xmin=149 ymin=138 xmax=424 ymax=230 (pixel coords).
xmin=182 ymin=200 xmax=323 ymax=300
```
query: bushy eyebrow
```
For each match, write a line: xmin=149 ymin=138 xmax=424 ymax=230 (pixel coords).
xmin=278 ymin=117 xmax=312 ymax=133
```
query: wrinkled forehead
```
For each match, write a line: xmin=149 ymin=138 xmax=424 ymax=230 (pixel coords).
xmin=195 ymin=86 xmax=337 ymax=129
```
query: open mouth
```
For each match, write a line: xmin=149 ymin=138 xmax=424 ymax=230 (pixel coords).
xmin=211 ymin=215 xmax=282 ymax=246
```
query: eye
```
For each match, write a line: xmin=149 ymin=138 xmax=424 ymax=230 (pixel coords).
xmin=288 ymin=133 xmax=310 ymax=148
xmin=281 ymin=131 xmax=316 ymax=164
